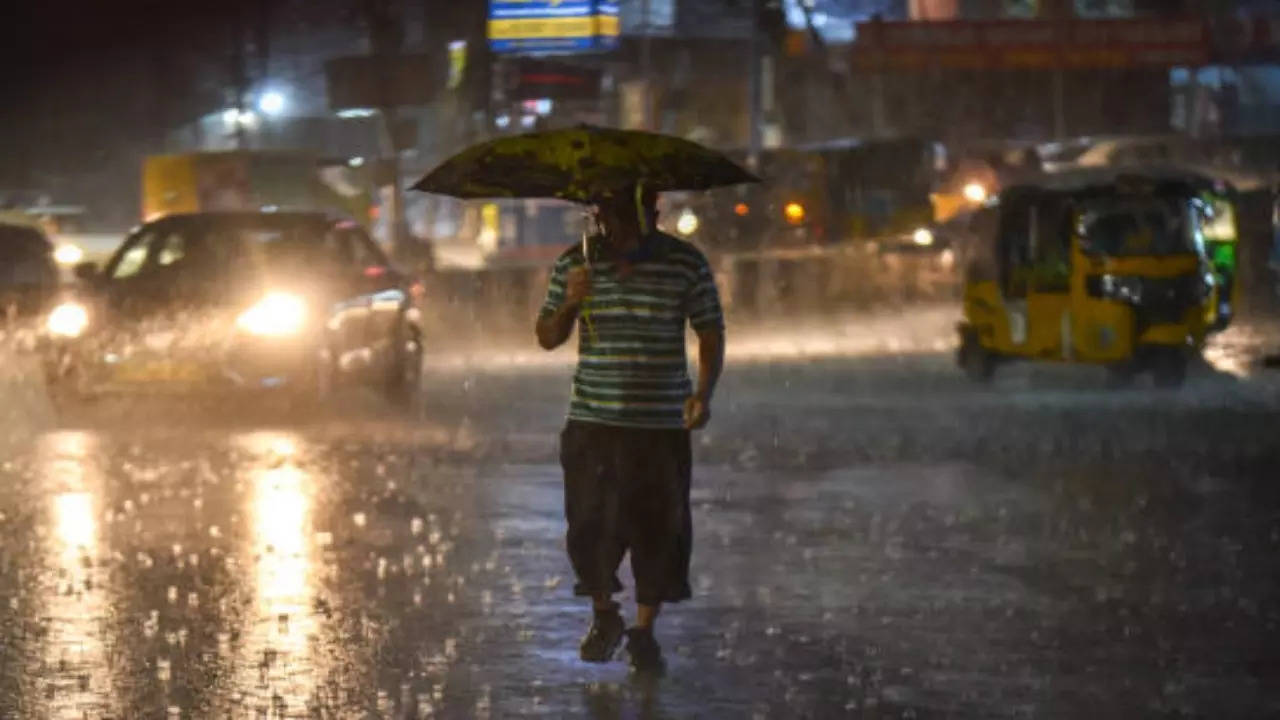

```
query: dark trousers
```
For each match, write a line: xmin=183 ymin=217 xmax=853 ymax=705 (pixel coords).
xmin=560 ymin=420 xmax=693 ymax=606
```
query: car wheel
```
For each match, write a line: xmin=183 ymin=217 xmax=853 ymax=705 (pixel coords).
xmin=285 ymin=349 xmax=335 ymax=417
xmin=386 ymin=324 xmax=423 ymax=413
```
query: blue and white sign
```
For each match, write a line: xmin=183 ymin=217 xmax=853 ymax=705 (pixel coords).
xmin=489 ymin=1 xmax=620 ymax=54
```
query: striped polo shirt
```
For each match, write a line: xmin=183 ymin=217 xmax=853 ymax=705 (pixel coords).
xmin=540 ymin=232 xmax=725 ymax=429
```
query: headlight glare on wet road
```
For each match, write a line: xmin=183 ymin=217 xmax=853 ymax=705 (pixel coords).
xmin=47 ymin=301 xmax=89 ymax=338
xmin=236 ymin=291 xmax=307 ymax=337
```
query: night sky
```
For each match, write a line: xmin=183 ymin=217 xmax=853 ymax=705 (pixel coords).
xmin=3 ymin=2 xmax=233 ymax=187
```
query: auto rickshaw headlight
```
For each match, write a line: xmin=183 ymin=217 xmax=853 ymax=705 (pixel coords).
xmin=1088 ymin=274 xmax=1144 ymax=304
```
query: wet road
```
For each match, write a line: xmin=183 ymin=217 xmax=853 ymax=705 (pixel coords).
xmin=1 ymin=318 xmax=1279 ymax=719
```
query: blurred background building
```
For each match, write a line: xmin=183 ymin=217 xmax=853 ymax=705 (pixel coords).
xmin=3 ymin=0 xmax=1280 ymax=246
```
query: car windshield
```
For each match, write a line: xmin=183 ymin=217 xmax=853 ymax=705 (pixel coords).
xmin=1080 ymin=197 xmax=1196 ymax=257
xmin=223 ymin=221 xmax=357 ymax=270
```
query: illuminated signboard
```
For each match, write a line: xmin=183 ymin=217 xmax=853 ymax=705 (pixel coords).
xmin=489 ymin=1 xmax=620 ymax=54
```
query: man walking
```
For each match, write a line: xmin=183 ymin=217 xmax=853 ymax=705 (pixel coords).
xmin=536 ymin=185 xmax=725 ymax=674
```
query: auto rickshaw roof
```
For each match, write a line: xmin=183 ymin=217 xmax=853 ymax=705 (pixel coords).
xmin=1001 ymin=165 xmax=1232 ymax=202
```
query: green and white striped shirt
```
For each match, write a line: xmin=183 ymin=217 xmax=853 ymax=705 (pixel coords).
xmin=541 ymin=233 xmax=724 ymax=429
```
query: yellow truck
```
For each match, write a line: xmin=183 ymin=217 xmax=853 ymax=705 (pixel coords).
xmin=142 ymin=151 xmax=370 ymax=223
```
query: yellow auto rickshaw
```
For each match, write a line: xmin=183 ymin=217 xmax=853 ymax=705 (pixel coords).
xmin=958 ymin=170 xmax=1231 ymax=388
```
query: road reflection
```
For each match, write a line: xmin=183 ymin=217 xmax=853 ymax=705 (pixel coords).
xmin=38 ymin=431 xmax=112 ymax=718
xmin=231 ymin=431 xmax=322 ymax=717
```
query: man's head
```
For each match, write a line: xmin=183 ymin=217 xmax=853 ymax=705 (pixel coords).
xmin=593 ymin=184 xmax=658 ymax=244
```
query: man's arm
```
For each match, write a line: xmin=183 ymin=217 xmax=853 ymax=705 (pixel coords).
xmin=683 ymin=327 xmax=723 ymax=430
xmin=693 ymin=327 xmax=725 ymax=403
xmin=536 ymin=302 xmax=580 ymax=350
xmin=684 ymin=250 xmax=726 ymax=429
xmin=536 ymin=263 xmax=590 ymax=350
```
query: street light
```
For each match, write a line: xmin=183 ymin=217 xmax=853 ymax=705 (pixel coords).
xmin=258 ymin=90 xmax=287 ymax=117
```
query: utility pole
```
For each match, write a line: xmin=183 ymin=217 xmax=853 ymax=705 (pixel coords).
xmin=748 ymin=0 xmax=764 ymax=170
xmin=364 ymin=0 xmax=406 ymax=256
xmin=230 ymin=3 xmax=249 ymax=149
xmin=256 ymin=0 xmax=271 ymax=90
xmin=640 ymin=0 xmax=652 ymax=130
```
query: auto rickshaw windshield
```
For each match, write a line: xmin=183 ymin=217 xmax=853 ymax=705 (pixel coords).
xmin=1079 ymin=196 xmax=1198 ymax=257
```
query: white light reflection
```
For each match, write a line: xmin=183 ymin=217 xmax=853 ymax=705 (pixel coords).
xmin=419 ymin=309 xmax=960 ymax=371
xmin=37 ymin=431 xmax=111 ymax=717
xmin=231 ymin=431 xmax=321 ymax=713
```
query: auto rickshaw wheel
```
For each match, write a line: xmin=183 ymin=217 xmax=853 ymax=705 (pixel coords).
xmin=1151 ymin=350 xmax=1188 ymax=389
xmin=958 ymin=331 xmax=996 ymax=383
xmin=1106 ymin=363 xmax=1138 ymax=389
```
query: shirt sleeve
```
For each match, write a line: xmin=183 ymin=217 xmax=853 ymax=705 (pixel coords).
xmin=686 ymin=251 xmax=725 ymax=333
xmin=539 ymin=254 xmax=573 ymax=318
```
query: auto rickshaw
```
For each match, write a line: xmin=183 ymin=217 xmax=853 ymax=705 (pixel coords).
xmin=958 ymin=170 xmax=1232 ymax=388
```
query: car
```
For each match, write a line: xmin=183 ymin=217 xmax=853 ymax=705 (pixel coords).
xmin=41 ymin=211 xmax=425 ymax=409
xmin=1 ymin=222 xmax=60 ymax=321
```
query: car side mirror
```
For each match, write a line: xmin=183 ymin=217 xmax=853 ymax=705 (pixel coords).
xmin=73 ymin=262 xmax=99 ymax=282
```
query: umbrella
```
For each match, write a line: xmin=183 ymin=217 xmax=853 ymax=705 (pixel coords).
xmin=411 ymin=125 xmax=758 ymax=202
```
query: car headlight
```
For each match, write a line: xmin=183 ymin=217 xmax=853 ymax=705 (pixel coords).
xmin=676 ymin=208 xmax=700 ymax=237
xmin=912 ymin=227 xmax=935 ymax=246
xmin=939 ymin=248 xmax=956 ymax=270
xmin=47 ymin=301 xmax=89 ymax=338
xmin=236 ymin=292 xmax=307 ymax=337
xmin=54 ymin=243 xmax=86 ymax=266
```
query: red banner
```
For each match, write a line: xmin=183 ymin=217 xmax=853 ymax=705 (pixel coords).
xmin=851 ymin=18 xmax=1212 ymax=70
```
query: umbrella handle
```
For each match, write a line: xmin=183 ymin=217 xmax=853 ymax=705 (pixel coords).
xmin=580 ymin=227 xmax=599 ymax=345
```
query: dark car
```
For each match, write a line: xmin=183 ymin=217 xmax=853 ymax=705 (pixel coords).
xmin=43 ymin=211 xmax=424 ymax=406
xmin=1 ymin=223 xmax=60 ymax=320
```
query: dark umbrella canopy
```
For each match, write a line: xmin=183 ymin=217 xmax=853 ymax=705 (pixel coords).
xmin=411 ymin=125 xmax=758 ymax=202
